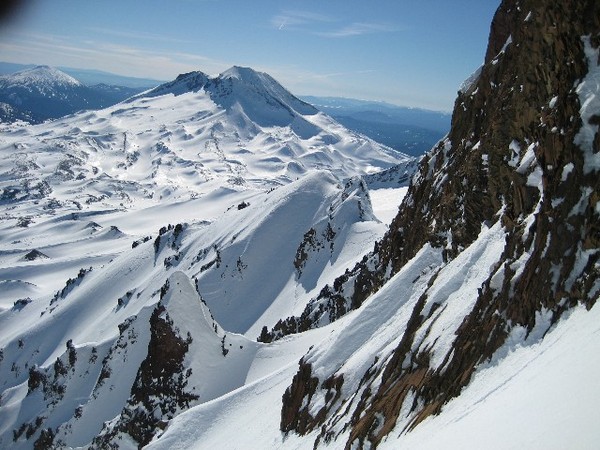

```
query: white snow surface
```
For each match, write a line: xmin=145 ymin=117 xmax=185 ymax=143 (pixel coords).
xmin=369 ymin=187 xmax=409 ymax=225
xmin=0 ymin=64 xmax=597 ymax=449
xmin=379 ymin=302 xmax=600 ymax=450
xmin=149 ymin=235 xmax=600 ymax=450
xmin=0 ymin=65 xmax=82 ymax=91
xmin=0 ymin=66 xmax=414 ymax=448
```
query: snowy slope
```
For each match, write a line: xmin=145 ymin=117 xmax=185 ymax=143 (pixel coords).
xmin=145 ymin=3 xmax=600 ymax=450
xmin=148 ymin=301 xmax=600 ymax=450
xmin=0 ymin=65 xmax=411 ymax=312
xmin=0 ymin=165 xmax=398 ymax=448
xmin=0 ymin=66 xmax=409 ymax=228
xmin=264 ymin=2 xmax=600 ymax=449
xmin=378 ymin=303 xmax=600 ymax=450
xmin=0 ymin=65 xmax=414 ymax=448
xmin=2 ymin=0 xmax=598 ymax=447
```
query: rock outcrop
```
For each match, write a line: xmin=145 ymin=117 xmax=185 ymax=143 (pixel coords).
xmin=280 ymin=1 xmax=600 ymax=448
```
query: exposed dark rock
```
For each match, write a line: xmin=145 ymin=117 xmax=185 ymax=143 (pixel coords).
xmin=131 ymin=235 xmax=151 ymax=249
xmin=12 ymin=298 xmax=32 ymax=310
xmin=93 ymin=291 xmax=198 ymax=448
xmin=16 ymin=217 xmax=33 ymax=227
xmin=294 ymin=228 xmax=318 ymax=274
xmin=280 ymin=0 xmax=600 ymax=448
xmin=33 ymin=427 xmax=55 ymax=450
xmin=50 ymin=267 xmax=92 ymax=305
xmin=24 ymin=249 xmax=49 ymax=261
xmin=154 ymin=223 xmax=186 ymax=257
xmin=27 ymin=366 xmax=47 ymax=394
xmin=281 ymin=359 xmax=320 ymax=434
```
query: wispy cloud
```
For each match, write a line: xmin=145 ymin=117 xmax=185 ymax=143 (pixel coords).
xmin=315 ymin=22 xmax=398 ymax=38
xmin=271 ymin=10 xmax=333 ymax=31
xmin=86 ymin=27 xmax=193 ymax=44
xmin=271 ymin=10 xmax=398 ymax=38
xmin=0 ymin=31 xmax=230 ymax=80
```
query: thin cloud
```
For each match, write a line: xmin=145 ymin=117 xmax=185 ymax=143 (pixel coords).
xmin=271 ymin=10 xmax=333 ymax=31
xmin=86 ymin=26 xmax=193 ymax=44
xmin=271 ymin=10 xmax=398 ymax=38
xmin=0 ymin=32 xmax=229 ymax=80
xmin=315 ymin=22 xmax=398 ymax=38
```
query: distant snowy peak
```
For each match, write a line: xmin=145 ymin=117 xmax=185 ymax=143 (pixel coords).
xmin=0 ymin=65 xmax=82 ymax=90
xmin=0 ymin=66 xmax=147 ymax=124
xmin=136 ymin=66 xmax=317 ymax=127
xmin=0 ymin=65 xmax=90 ymax=123
xmin=216 ymin=66 xmax=317 ymax=116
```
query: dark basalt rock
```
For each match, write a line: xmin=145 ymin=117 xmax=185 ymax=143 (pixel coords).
xmin=280 ymin=0 xmax=600 ymax=448
xmin=93 ymin=295 xmax=198 ymax=448
xmin=280 ymin=359 xmax=320 ymax=434
xmin=24 ymin=249 xmax=49 ymax=261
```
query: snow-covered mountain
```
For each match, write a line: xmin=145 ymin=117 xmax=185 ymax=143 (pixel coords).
xmin=0 ymin=65 xmax=409 ymax=224
xmin=0 ymin=66 xmax=146 ymax=123
xmin=1 ymin=0 xmax=599 ymax=448
xmin=0 ymin=64 xmax=412 ymax=448
xmin=267 ymin=2 xmax=600 ymax=449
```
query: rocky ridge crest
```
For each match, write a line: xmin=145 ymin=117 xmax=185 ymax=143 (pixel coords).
xmin=279 ymin=1 xmax=600 ymax=448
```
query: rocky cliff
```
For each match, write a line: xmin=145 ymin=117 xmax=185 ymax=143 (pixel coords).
xmin=280 ymin=0 xmax=600 ymax=448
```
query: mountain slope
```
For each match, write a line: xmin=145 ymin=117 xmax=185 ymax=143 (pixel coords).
xmin=0 ymin=66 xmax=412 ymax=448
xmin=1 ymin=0 xmax=598 ymax=447
xmin=0 ymin=65 xmax=410 ymax=233
xmin=275 ymin=1 xmax=600 ymax=448
xmin=0 ymin=171 xmax=392 ymax=449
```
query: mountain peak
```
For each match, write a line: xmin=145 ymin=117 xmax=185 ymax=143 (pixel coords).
xmin=1 ymin=65 xmax=82 ymax=88
xmin=219 ymin=65 xmax=264 ymax=80
xmin=213 ymin=65 xmax=318 ymax=123
xmin=137 ymin=65 xmax=319 ymax=127
xmin=217 ymin=66 xmax=281 ymax=90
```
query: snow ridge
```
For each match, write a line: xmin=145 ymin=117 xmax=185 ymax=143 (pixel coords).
xmin=1 ymin=5 xmax=599 ymax=448
xmin=5 ymin=61 xmax=406 ymax=447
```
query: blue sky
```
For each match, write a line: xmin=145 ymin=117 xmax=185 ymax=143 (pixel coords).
xmin=0 ymin=0 xmax=499 ymax=111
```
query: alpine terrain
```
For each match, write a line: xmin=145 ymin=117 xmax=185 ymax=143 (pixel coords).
xmin=1 ymin=0 xmax=599 ymax=448
xmin=0 ymin=65 xmax=146 ymax=124
xmin=0 ymin=62 xmax=413 ymax=448
xmin=301 ymin=96 xmax=451 ymax=157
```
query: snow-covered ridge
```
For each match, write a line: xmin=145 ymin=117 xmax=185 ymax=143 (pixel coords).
xmin=0 ymin=64 xmax=410 ymax=227
xmin=0 ymin=63 xmax=414 ymax=447
xmin=0 ymin=168 xmax=395 ymax=448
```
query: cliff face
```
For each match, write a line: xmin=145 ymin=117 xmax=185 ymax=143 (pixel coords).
xmin=280 ymin=0 xmax=600 ymax=448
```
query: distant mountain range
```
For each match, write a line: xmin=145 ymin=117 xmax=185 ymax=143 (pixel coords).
xmin=0 ymin=62 xmax=449 ymax=156
xmin=0 ymin=65 xmax=149 ymax=123
xmin=301 ymin=96 xmax=451 ymax=156
xmin=0 ymin=61 xmax=164 ymax=88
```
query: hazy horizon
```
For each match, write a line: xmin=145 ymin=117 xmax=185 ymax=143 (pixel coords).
xmin=0 ymin=0 xmax=499 ymax=112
